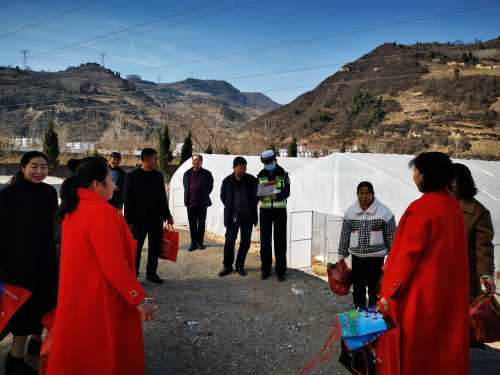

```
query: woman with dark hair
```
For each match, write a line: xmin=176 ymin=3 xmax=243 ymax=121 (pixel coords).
xmin=337 ymin=181 xmax=397 ymax=309
xmin=376 ymin=152 xmax=469 ymax=375
xmin=47 ymin=158 xmax=153 ymax=375
xmin=451 ymin=163 xmax=495 ymax=299
xmin=66 ymin=159 xmax=80 ymax=175
xmin=0 ymin=151 xmax=58 ymax=375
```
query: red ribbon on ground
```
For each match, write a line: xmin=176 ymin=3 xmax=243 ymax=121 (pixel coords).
xmin=296 ymin=324 xmax=341 ymax=375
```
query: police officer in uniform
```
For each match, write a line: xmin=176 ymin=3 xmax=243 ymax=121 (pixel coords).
xmin=257 ymin=150 xmax=290 ymax=281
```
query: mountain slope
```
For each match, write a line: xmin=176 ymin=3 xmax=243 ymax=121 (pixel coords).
xmin=0 ymin=64 xmax=280 ymax=153
xmin=245 ymin=39 xmax=500 ymax=159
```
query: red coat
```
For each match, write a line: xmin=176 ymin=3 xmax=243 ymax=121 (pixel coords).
xmin=47 ymin=189 xmax=146 ymax=375
xmin=377 ymin=191 xmax=469 ymax=375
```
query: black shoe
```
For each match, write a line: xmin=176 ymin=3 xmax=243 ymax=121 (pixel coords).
xmin=261 ymin=273 xmax=270 ymax=280
xmin=218 ymin=268 xmax=233 ymax=277
xmin=198 ymin=243 xmax=206 ymax=250
xmin=277 ymin=274 xmax=286 ymax=282
xmin=26 ymin=336 xmax=41 ymax=357
xmin=5 ymin=353 xmax=37 ymax=375
xmin=470 ymin=342 xmax=487 ymax=349
xmin=188 ymin=243 xmax=198 ymax=252
xmin=146 ymin=274 xmax=164 ymax=284
xmin=236 ymin=267 xmax=248 ymax=276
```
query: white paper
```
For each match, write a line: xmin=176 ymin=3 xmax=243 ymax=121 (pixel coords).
xmin=257 ymin=184 xmax=276 ymax=197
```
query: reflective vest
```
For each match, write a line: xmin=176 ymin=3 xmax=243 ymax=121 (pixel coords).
xmin=259 ymin=175 xmax=287 ymax=209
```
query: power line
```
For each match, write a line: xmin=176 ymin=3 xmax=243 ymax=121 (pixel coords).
xmin=26 ymin=0 xmax=266 ymax=63
xmin=1 ymin=0 xmax=496 ymax=70
xmin=0 ymin=69 xmax=440 ymax=111
xmin=81 ymin=0 xmax=265 ymax=50
xmin=137 ymin=1 xmax=500 ymax=72
xmin=0 ymin=41 xmax=493 ymax=111
xmin=136 ymin=44 xmax=467 ymax=90
xmin=0 ymin=43 xmax=480 ymax=91
xmin=15 ymin=0 xmax=228 ymax=62
xmin=0 ymin=0 xmax=101 ymax=39
xmin=3 ymin=0 xmax=80 ymax=29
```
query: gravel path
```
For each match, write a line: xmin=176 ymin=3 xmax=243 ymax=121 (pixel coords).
xmin=1 ymin=229 xmax=499 ymax=374
xmin=141 ymin=230 xmax=351 ymax=375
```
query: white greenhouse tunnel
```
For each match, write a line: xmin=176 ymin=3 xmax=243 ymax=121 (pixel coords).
xmin=168 ymin=154 xmax=314 ymax=242
xmin=170 ymin=153 xmax=500 ymax=277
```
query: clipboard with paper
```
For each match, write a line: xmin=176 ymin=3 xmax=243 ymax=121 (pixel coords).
xmin=257 ymin=183 xmax=280 ymax=197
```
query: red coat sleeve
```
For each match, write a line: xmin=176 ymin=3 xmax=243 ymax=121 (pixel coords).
xmin=380 ymin=207 xmax=429 ymax=300
xmin=86 ymin=205 xmax=145 ymax=306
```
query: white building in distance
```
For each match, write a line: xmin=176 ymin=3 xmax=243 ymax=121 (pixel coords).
xmin=65 ymin=142 xmax=96 ymax=154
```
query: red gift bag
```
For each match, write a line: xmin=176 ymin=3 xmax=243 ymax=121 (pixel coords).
xmin=39 ymin=309 xmax=56 ymax=375
xmin=469 ymin=293 xmax=500 ymax=343
xmin=327 ymin=260 xmax=352 ymax=296
xmin=0 ymin=284 xmax=32 ymax=340
xmin=160 ymin=227 xmax=179 ymax=262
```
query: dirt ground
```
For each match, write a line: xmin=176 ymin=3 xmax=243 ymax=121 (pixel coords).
xmin=1 ymin=229 xmax=499 ymax=374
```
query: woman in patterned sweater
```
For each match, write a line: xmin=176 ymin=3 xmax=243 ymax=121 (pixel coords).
xmin=337 ymin=181 xmax=397 ymax=309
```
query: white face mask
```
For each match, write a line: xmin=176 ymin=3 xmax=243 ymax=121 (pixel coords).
xmin=264 ymin=162 xmax=276 ymax=171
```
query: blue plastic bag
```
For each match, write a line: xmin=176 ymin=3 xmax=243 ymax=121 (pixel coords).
xmin=337 ymin=309 xmax=388 ymax=351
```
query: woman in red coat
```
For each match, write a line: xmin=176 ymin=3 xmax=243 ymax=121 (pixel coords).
xmin=47 ymin=158 xmax=154 ymax=375
xmin=377 ymin=152 xmax=469 ymax=375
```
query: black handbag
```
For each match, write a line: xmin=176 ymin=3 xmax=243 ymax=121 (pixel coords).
xmin=338 ymin=339 xmax=376 ymax=375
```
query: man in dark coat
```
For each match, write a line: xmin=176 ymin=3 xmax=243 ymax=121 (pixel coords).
xmin=219 ymin=157 xmax=258 ymax=277
xmin=183 ymin=154 xmax=214 ymax=251
xmin=108 ymin=152 xmax=127 ymax=210
xmin=124 ymin=148 xmax=173 ymax=284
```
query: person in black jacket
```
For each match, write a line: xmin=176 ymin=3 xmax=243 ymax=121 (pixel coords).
xmin=257 ymin=150 xmax=290 ymax=282
xmin=108 ymin=152 xmax=127 ymax=210
xmin=124 ymin=148 xmax=173 ymax=284
xmin=183 ymin=154 xmax=214 ymax=251
xmin=219 ymin=157 xmax=258 ymax=277
xmin=0 ymin=152 xmax=58 ymax=375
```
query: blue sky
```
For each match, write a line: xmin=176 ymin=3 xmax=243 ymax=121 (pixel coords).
xmin=0 ymin=0 xmax=499 ymax=104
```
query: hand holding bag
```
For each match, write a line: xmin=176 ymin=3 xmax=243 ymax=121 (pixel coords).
xmin=327 ymin=260 xmax=352 ymax=296
xmin=469 ymin=293 xmax=500 ymax=343
xmin=159 ymin=225 xmax=179 ymax=262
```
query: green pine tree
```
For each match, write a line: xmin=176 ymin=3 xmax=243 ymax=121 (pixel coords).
xmin=43 ymin=120 xmax=60 ymax=170
xmin=288 ymin=137 xmax=298 ymax=157
xmin=180 ymin=131 xmax=193 ymax=164
xmin=159 ymin=123 xmax=172 ymax=176
xmin=205 ymin=144 xmax=213 ymax=154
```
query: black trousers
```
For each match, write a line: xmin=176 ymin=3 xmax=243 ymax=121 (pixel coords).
xmin=351 ymin=255 xmax=384 ymax=309
xmin=223 ymin=220 xmax=253 ymax=270
xmin=260 ymin=208 xmax=287 ymax=276
xmin=134 ymin=220 xmax=163 ymax=276
xmin=187 ymin=205 xmax=207 ymax=245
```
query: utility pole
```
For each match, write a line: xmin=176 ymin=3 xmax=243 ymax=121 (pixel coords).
xmin=157 ymin=75 xmax=161 ymax=84
xmin=21 ymin=50 xmax=28 ymax=69
xmin=100 ymin=53 xmax=106 ymax=68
